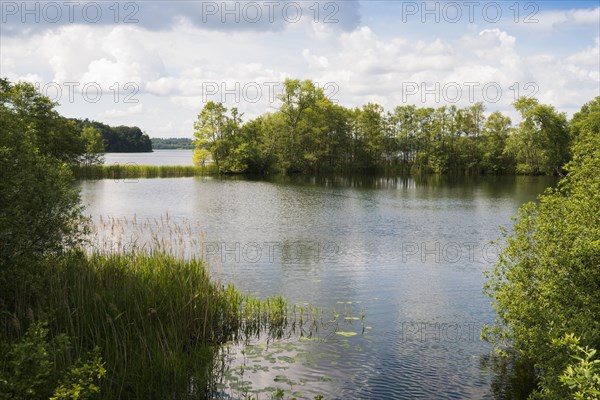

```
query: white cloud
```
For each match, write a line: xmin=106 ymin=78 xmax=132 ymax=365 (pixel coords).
xmin=302 ymin=49 xmax=330 ymax=69
xmin=517 ymin=6 xmax=600 ymax=31
xmin=1 ymin=2 xmax=598 ymax=137
xmin=102 ymin=104 xmax=144 ymax=118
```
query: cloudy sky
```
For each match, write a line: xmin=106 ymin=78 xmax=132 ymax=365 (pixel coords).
xmin=2 ymin=1 xmax=599 ymax=138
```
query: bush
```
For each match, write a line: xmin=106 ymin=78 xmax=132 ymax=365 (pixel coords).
xmin=483 ymin=114 xmax=600 ymax=397
xmin=0 ymin=322 xmax=105 ymax=400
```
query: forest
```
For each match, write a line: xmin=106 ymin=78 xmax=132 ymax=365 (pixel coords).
xmin=74 ymin=119 xmax=152 ymax=153
xmin=151 ymin=137 xmax=194 ymax=149
xmin=194 ymin=79 xmax=580 ymax=176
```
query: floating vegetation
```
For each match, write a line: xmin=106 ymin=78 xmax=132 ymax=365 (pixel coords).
xmin=335 ymin=332 xmax=358 ymax=337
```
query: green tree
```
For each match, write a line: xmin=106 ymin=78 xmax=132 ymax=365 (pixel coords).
xmin=193 ymin=101 xmax=228 ymax=172
xmin=276 ymin=79 xmax=326 ymax=172
xmin=479 ymin=111 xmax=514 ymax=173
xmin=483 ymin=100 xmax=600 ymax=398
xmin=1 ymin=79 xmax=83 ymax=163
xmin=0 ymin=80 xmax=83 ymax=268
xmin=507 ymin=97 xmax=570 ymax=175
xmin=570 ymin=96 xmax=600 ymax=144
xmin=352 ymin=103 xmax=386 ymax=171
xmin=78 ymin=126 xmax=105 ymax=167
xmin=390 ymin=105 xmax=418 ymax=165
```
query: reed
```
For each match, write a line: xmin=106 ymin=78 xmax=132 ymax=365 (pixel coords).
xmin=2 ymin=215 xmax=336 ymax=398
xmin=72 ymin=164 xmax=219 ymax=179
xmin=36 ymin=250 xmax=321 ymax=399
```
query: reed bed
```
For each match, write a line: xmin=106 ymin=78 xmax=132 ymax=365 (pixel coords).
xmin=72 ymin=164 xmax=218 ymax=179
xmin=38 ymin=250 xmax=317 ymax=398
xmin=0 ymin=215 xmax=327 ymax=398
xmin=86 ymin=214 xmax=206 ymax=259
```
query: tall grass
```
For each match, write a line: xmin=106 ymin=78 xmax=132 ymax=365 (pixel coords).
xmin=1 ymin=214 xmax=327 ymax=399
xmin=72 ymin=164 xmax=218 ymax=179
xmin=7 ymin=250 xmax=317 ymax=399
xmin=1 ymin=212 xmax=335 ymax=398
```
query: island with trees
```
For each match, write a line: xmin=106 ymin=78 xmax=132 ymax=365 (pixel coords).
xmin=193 ymin=79 xmax=573 ymax=176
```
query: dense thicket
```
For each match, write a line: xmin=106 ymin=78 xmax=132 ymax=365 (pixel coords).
xmin=194 ymin=79 xmax=583 ymax=176
xmin=74 ymin=119 xmax=152 ymax=153
xmin=483 ymin=97 xmax=600 ymax=398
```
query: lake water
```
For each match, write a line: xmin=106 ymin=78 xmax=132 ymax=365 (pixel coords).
xmin=103 ymin=149 xmax=194 ymax=166
xmin=78 ymin=156 xmax=555 ymax=399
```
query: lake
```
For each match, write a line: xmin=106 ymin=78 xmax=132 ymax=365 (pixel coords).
xmin=78 ymin=155 xmax=555 ymax=399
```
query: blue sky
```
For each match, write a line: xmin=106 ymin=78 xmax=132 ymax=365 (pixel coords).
xmin=1 ymin=1 xmax=598 ymax=138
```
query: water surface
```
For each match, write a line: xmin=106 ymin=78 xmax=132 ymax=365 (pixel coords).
xmin=77 ymin=174 xmax=555 ymax=399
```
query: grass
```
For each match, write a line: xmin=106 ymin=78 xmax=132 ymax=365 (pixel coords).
xmin=2 ymin=250 xmax=323 ymax=399
xmin=1 ymin=216 xmax=359 ymax=399
xmin=72 ymin=164 xmax=218 ymax=179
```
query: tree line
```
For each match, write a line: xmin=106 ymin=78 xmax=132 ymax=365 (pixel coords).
xmin=194 ymin=78 xmax=589 ymax=176
xmin=151 ymin=137 xmax=194 ymax=150
xmin=74 ymin=118 xmax=152 ymax=153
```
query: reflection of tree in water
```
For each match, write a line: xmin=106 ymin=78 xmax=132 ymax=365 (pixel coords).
xmin=480 ymin=351 xmax=536 ymax=399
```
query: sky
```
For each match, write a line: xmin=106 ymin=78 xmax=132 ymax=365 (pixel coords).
xmin=1 ymin=0 xmax=599 ymax=138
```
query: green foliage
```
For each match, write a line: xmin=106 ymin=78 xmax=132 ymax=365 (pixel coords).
xmin=479 ymin=111 xmax=514 ymax=174
xmin=506 ymin=97 xmax=570 ymax=175
xmin=78 ymin=126 xmax=105 ymax=167
xmin=74 ymin=119 xmax=152 ymax=153
xmin=0 ymin=322 xmax=105 ymax=400
xmin=0 ymin=80 xmax=84 ymax=268
xmin=483 ymin=101 xmax=600 ymax=397
xmin=570 ymin=97 xmax=600 ymax=143
xmin=547 ymin=334 xmax=600 ymax=400
xmin=151 ymin=137 xmax=194 ymax=149
xmin=191 ymin=80 xmax=584 ymax=176
xmin=1 ymin=79 xmax=84 ymax=163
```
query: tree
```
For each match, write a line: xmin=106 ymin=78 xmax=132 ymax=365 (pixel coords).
xmin=78 ymin=126 xmax=105 ymax=167
xmin=1 ymin=79 xmax=84 ymax=163
xmin=193 ymin=101 xmax=228 ymax=172
xmin=276 ymin=79 xmax=325 ymax=172
xmin=483 ymin=99 xmax=600 ymax=398
xmin=507 ymin=97 xmax=570 ymax=175
xmin=0 ymin=79 xmax=83 ymax=268
xmin=73 ymin=119 xmax=152 ymax=153
xmin=352 ymin=103 xmax=386 ymax=171
xmin=570 ymin=96 xmax=600 ymax=144
xmin=479 ymin=111 xmax=513 ymax=174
